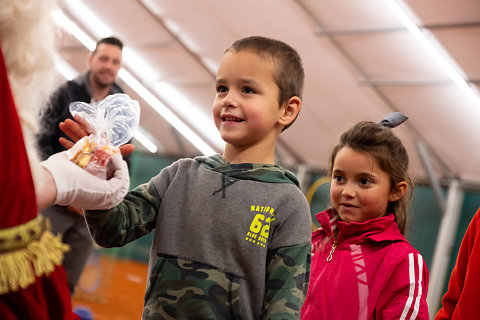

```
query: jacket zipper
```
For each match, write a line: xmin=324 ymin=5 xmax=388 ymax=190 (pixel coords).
xmin=326 ymin=240 xmax=337 ymax=262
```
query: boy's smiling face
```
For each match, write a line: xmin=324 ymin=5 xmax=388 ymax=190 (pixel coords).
xmin=213 ymin=50 xmax=285 ymax=152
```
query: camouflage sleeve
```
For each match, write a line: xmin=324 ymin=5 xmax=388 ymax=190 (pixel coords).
xmin=262 ymin=244 xmax=311 ymax=320
xmin=84 ymin=181 xmax=161 ymax=248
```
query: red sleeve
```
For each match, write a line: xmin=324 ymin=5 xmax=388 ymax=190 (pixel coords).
xmin=377 ymin=250 xmax=429 ymax=320
xmin=0 ymin=45 xmax=37 ymax=227
xmin=435 ymin=208 xmax=480 ymax=320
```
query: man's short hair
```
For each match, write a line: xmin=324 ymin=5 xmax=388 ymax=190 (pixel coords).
xmin=92 ymin=36 xmax=123 ymax=55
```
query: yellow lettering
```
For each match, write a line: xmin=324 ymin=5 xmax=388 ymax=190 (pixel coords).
xmin=260 ymin=224 xmax=270 ymax=238
xmin=249 ymin=214 xmax=264 ymax=233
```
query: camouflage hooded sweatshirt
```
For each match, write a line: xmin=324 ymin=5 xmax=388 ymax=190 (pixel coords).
xmin=85 ymin=154 xmax=312 ymax=320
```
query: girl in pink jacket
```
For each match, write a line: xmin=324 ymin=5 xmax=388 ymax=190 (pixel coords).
xmin=302 ymin=114 xmax=429 ymax=320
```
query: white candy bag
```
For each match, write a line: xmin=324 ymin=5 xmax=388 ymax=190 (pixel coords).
xmin=66 ymin=93 xmax=140 ymax=179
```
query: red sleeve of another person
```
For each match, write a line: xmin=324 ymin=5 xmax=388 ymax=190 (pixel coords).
xmin=435 ymin=208 xmax=480 ymax=319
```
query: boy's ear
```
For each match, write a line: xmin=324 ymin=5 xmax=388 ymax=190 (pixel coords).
xmin=389 ymin=181 xmax=408 ymax=202
xmin=278 ymin=96 xmax=301 ymax=127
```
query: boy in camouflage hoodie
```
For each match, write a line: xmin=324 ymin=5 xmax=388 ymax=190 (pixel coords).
xmin=84 ymin=36 xmax=312 ymax=320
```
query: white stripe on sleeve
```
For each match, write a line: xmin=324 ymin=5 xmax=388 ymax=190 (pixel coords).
xmin=400 ymin=253 xmax=415 ymax=320
xmin=409 ymin=254 xmax=424 ymax=319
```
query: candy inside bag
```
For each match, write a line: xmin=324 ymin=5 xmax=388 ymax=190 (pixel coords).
xmin=68 ymin=135 xmax=119 ymax=179
xmin=66 ymin=93 xmax=140 ymax=179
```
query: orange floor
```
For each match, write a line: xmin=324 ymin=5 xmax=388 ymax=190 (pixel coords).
xmin=72 ymin=255 xmax=148 ymax=320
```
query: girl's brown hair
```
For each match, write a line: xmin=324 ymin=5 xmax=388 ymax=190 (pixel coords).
xmin=329 ymin=121 xmax=412 ymax=234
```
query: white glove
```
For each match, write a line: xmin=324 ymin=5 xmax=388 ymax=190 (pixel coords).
xmin=41 ymin=151 xmax=129 ymax=210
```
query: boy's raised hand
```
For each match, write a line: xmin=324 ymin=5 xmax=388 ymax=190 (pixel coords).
xmin=59 ymin=115 xmax=135 ymax=156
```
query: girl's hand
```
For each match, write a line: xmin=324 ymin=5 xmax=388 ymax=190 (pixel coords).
xmin=59 ymin=115 xmax=135 ymax=156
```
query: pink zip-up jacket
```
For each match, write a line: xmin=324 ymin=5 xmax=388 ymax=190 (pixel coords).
xmin=302 ymin=209 xmax=429 ymax=320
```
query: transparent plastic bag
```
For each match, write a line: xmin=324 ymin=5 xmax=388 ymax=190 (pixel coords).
xmin=66 ymin=93 xmax=140 ymax=179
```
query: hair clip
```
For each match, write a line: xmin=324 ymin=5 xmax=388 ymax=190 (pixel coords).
xmin=378 ymin=112 xmax=408 ymax=128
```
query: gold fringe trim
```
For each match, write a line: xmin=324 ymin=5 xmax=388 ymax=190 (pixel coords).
xmin=0 ymin=216 xmax=46 ymax=252
xmin=0 ymin=217 xmax=69 ymax=294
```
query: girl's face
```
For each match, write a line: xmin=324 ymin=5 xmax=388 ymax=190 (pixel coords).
xmin=330 ymin=147 xmax=404 ymax=224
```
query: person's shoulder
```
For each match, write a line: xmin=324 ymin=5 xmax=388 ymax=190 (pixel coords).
xmin=471 ymin=208 xmax=480 ymax=225
xmin=49 ymin=79 xmax=73 ymax=95
xmin=163 ymin=156 xmax=197 ymax=167
xmin=175 ymin=156 xmax=199 ymax=166
xmin=393 ymin=240 xmax=422 ymax=254
xmin=383 ymin=240 xmax=425 ymax=267
xmin=367 ymin=219 xmax=423 ymax=262
xmin=279 ymin=183 xmax=309 ymax=205
xmin=149 ymin=157 xmax=199 ymax=187
xmin=111 ymin=81 xmax=124 ymax=94
xmin=159 ymin=156 xmax=200 ymax=174
xmin=61 ymin=73 xmax=86 ymax=90
xmin=256 ymin=162 xmax=302 ymax=187
xmin=52 ymin=77 xmax=86 ymax=98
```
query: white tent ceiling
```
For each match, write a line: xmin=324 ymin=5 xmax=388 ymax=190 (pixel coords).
xmin=55 ymin=0 xmax=480 ymax=188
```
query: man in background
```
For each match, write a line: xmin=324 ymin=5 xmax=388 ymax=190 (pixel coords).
xmin=37 ymin=36 xmax=125 ymax=295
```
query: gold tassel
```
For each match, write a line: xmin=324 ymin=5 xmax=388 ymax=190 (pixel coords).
xmin=0 ymin=218 xmax=69 ymax=294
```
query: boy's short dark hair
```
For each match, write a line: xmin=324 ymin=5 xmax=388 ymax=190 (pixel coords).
xmin=92 ymin=36 xmax=123 ymax=55
xmin=225 ymin=36 xmax=304 ymax=130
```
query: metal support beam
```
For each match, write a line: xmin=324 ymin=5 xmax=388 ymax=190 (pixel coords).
xmin=313 ymin=21 xmax=480 ymax=36
xmin=427 ymin=179 xmax=464 ymax=318
xmin=358 ymin=79 xmax=453 ymax=86
xmin=295 ymin=163 xmax=310 ymax=193
xmin=416 ymin=140 xmax=446 ymax=213
xmin=294 ymin=0 xmax=456 ymax=180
